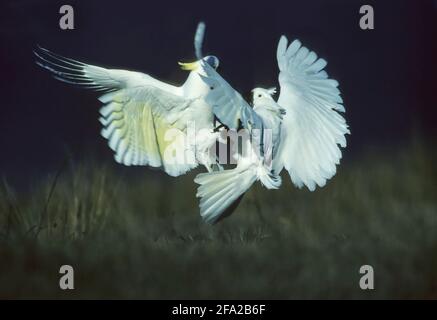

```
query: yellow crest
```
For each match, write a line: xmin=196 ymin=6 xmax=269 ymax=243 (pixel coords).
xmin=178 ymin=61 xmax=198 ymax=71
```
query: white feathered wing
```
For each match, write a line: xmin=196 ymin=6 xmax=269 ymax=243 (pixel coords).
xmin=35 ymin=47 xmax=206 ymax=177
xmin=275 ymin=36 xmax=350 ymax=191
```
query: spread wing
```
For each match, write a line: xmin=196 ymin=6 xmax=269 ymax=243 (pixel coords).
xmin=97 ymin=88 xmax=198 ymax=176
xmin=199 ymin=62 xmax=264 ymax=133
xmin=35 ymin=47 xmax=199 ymax=176
xmin=194 ymin=22 xmax=206 ymax=60
xmin=275 ymin=36 xmax=350 ymax=191
xmin=34 ymin=46 xmax=180 ymax=94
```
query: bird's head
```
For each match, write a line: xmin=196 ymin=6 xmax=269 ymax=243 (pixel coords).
xmin=178 ymin=55 xmax=219 ymax=72
xmin=252 ymin=87 xmax=286 ymax=118
xmin=252 ymin=87 xmax=276 ymax=104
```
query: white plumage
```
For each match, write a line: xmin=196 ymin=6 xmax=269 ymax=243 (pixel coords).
xmin=35 ymin=23 xmax=222 ymax=177
xmin=195 ymin=36 xmax=349 ymax=223
xmin=35 ymin=22 xmax=349 ymax=224
xmin=275 ymin=36 xmax=349 ymax=190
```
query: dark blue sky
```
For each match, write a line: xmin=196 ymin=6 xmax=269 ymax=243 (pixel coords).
xmin=0 ymin=0 xmax=435 ymax=188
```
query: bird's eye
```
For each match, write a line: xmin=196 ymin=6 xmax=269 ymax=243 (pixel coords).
xmin=258 ymin=94 xmax=262 ymax=98
xmin=210 ymin=86 xmax=214 ymax=90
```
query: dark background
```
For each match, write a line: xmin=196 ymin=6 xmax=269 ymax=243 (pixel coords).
xmin=0 ymin=0 xmax=435 ymax=188
xmin=0 ymin=0 xmax=436 ymax=300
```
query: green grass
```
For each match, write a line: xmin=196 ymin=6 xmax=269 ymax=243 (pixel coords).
xmin=0 ymin=140 xmax=436 ymax=299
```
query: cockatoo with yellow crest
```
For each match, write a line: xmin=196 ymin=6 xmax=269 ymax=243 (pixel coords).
xmin=35 ymin=22 xmax=222 ymax=177
xmin=35 ymin=22 xmax=349 ymax=225
xmin=195 ymin=36 xmax=350 ymax=224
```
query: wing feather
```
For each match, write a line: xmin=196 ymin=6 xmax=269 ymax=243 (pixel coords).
xmin=35 ymin=47 xmax=201 ymax=176
xmin=97 ymin=87 xmax=198 ymax=176
xmin=194 ymin=22 xmax=206 ymax=60
xmin=199 ymin=62 xmax=264 ymax=133
xmin=34 ymin=46 xmax=182 ymax=95
xmin=275 ymin=36 xmax=350 ymax=191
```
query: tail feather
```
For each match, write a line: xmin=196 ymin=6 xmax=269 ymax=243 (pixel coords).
xmin=196 ymin=171 xmax=239 ymax=198
xmin=195 ymin=165 xmax=257 ymax=224
xmin=201 ymin=181 xmax=240 ymax=208
xmin=196 ymin=169 xmax=246 ymax=199
xmin=201 ymin=185 xmax=242 ymax=220
xmin=257 ymin=166 xmax=282 ymax=189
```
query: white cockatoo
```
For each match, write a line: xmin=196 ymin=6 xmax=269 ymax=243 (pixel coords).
xmin=195 ymin=36 xmax=350 ymax=224
xmin=35 ymin=22 xmax=223 ymax=177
